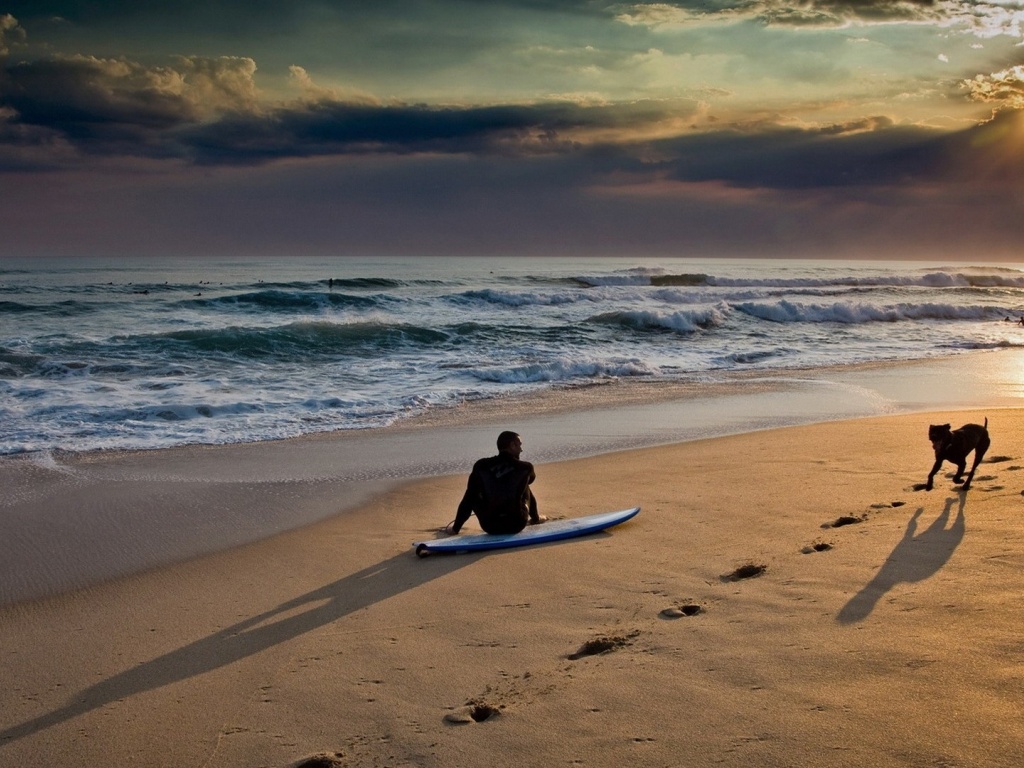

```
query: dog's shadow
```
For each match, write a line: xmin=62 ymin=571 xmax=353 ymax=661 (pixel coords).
xmin=837 ymin=495 xmax=965 ymax=624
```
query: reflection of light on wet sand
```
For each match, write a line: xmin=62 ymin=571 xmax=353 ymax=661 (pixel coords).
xmin=814 ymin=349 xmax=1024 ymax=412
xmin=506 ymin=349 xmax=1024 ymax=463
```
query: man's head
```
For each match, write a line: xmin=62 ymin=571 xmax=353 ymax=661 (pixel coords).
xmin=497 ymin=430 xmax=523 ymax=458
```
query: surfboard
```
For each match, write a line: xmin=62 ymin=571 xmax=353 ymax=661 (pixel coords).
xmin=413 ymin=506 xmax=640 ymax=557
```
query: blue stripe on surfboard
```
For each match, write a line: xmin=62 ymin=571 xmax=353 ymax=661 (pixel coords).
xmin=413 ymin=506 xmax=640 ymax=554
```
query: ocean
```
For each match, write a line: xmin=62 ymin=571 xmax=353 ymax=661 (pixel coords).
xmin=4 ymin=255 xmax=1024 ymax=455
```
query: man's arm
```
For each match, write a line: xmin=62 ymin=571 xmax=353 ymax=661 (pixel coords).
xmin=525 ymin=462 xmax=536 ymax=485
xmin=522 ymin=460 xmax=544 ymax=524
xmin=450 ymin=469 xmax=480 ymax=534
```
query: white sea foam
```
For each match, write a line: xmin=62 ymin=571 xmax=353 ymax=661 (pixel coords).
xmin=469 ymin=356 xmax=655 ymax=383
xmin=733 ymin=300 xmax=1004 ymax=324
xmin=457 ymin=288 xmax=598 ymax=306
xmin=590 ymin=305 xmax=728 ymax=333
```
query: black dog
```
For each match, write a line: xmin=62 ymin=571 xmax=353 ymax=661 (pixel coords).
xmin=925 ymin=418 xmax=990 ymax=491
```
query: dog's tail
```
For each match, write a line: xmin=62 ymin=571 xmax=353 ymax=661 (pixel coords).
xmin=985 ymin=417 xmax=988 ymax=428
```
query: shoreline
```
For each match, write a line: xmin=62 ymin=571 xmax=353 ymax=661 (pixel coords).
xmin=4 ymin=348 xmax=1023 ymax=463
xmin=2 ymin=349 xmax=1023 ymax=607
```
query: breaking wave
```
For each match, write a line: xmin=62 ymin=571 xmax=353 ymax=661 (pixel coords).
xmin=733 ymin=300 xmax=1005 ymax=324
xmin=589 ymin=306 xmax=728 ymax=333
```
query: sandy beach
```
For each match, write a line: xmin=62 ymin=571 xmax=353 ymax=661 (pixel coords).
xmin=3 ymin=384 xmax=1024 ymax=766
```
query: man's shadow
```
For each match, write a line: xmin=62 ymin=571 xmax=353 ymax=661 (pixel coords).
xmin=0 ymin=551 xmax=471 ymax=743
xmin=837 ymin=495 xmax=966 ymax=624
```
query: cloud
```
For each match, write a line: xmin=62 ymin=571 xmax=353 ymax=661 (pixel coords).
xmin=0 ymin=13 xmax=25 ymax=56
xmin=615 ymin=1 xmax=947 ymax=29
xmin=0 ymin=53 xmax=265 ymax=163
xmin=621 ymin=108 xmax=1024 ymax=198
xmin=0 ymin=49 xmax=701 ymax=166
xmin=641 ymin=118 xmax=942 ymax=191
xmin=613 ymin=0 xmax=1024 ymax=33
xmin=1 ymin=37 xmax=1019 ymax=198
xmin=287 ymin=65 xmax=382 ymax=106
xmin=947 ymin=1 xmax=1024 ymax=39
xmin=963 ymin=64 xmax=1024 ymax=108
xmin=177 ymin=100 xmax=638 ymax=165
xmin=2 ymin=53 xmax=259 ymax=123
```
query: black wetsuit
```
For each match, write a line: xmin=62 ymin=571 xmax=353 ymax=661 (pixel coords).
xmin=452 ymin=451 xmax=540 ymax=535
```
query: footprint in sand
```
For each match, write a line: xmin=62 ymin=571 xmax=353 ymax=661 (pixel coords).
xmin=824 ymin=515 xmax=862 ymax=528
xmin=443 ymin=701 xmax=502 ymax=724
xmin=869 ymin=501 xmax=906 ymax=509
xmin=801 ymin=542 xmax=833 ymax=554
xmin=721 ymin=563 xmax=767 ymax=582
xmin=568 ymin=630 xmax=640 ymax=659
xmin=987 ymin=455 xmax=1014 ymax=464
xmin=660 ymin=604 xmax=703 ymax=618
xmin=292 ymin=753 xmax=345 ymax=768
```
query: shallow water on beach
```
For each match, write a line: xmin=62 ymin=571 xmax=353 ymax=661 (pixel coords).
xmin=4 ymin=255 xmax=1024 ymax=455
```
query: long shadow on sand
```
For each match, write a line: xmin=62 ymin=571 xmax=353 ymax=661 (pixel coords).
xmin=0 ymin=550 xmax=472 ymax=744
xmin=837 ymin=495 xmax=966 ymax=625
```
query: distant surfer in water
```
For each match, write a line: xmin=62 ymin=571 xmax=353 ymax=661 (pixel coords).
xmin=447 ymin=431 xmax=546 ymax=535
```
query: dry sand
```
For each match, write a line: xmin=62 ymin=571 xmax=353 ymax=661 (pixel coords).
xmin=3 ymin=409 xmax=1024 ymax=767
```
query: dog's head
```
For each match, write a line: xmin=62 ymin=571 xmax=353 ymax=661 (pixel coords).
xmin=928 ymin=423 xmax=952 ymax=452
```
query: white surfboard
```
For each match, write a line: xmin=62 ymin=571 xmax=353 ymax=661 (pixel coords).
xmin=413 ymin=506 xmax=640 ymax=557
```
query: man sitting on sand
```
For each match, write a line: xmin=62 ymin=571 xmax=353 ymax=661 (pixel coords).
xmin=447 ymin=431 xmax=547 ymax=535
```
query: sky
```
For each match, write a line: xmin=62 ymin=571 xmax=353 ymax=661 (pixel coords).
xmin=2 ymin=1 xmax=1024 ymax=260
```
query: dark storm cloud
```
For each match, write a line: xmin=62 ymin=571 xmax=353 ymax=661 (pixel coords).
xmin=0 ymin=48 xmax=689 ymax=165
xmin=0 ymin=53 xmax=263 ymax=162
xmin=650 ymin=117 xmax=949 ymax=190
xmin=642 ymin=109 xmax=1024 ymax=196
xmin=179 ymin=100 xmax=681 ymax=164
xmin=4 ymin=58 xmax=197 ymax=131
xmin=187 ymin=100 xmax=1015 ymax=196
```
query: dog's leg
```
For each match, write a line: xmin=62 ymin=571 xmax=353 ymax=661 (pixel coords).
xmin=926 ymin=457 xmax=944 ymax=491
xmin=962 ymin=436 xmax=991 ymax=491
xmin=951 ymin=457 xmax=968 ymax=485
